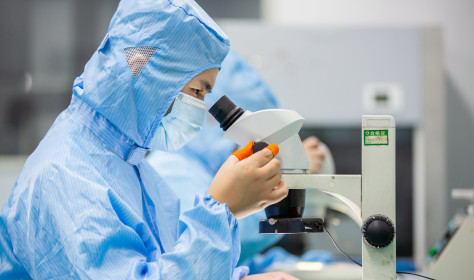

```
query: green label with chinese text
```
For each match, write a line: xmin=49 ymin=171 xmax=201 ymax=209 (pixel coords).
xmin=364 ymin=130 xmax=389 ymax=145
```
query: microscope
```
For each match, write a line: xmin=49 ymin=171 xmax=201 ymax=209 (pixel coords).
xmin=209 ymin=95 xmax=397 ymax=280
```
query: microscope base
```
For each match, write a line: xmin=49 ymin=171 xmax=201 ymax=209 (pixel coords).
xmin=259 ymin=218 xmax=324 ymax=234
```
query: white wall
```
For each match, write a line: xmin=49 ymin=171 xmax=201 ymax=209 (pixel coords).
xmin=262 ymin=1 xmax=474 ymax=112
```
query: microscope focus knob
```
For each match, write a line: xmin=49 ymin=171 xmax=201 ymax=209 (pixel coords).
xmin=362 ymin=215 xmax=395 ymax=248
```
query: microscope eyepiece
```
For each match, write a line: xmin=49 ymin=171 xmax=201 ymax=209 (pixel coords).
xmin=209 ymin=95 xmax=245 ymax=131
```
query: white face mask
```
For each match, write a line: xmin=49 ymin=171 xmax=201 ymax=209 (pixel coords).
xmin=151 ymin=92 xmax=206 ymax=151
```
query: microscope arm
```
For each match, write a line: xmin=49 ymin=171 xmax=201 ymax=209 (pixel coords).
xmin=282 ymin=174 xmax=362 ymax=226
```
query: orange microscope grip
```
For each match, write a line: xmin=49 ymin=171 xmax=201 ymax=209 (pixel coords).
xmin=232 ymin=141 xmax=255 ymax=161
xmin=265 ymin=143 xmax=279 ymax=157
xmin=232 ymin=141 xmax=280 ymax=161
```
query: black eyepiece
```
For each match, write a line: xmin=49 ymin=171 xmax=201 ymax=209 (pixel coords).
xmin=208 ymin=95 xmax=245 ymax=131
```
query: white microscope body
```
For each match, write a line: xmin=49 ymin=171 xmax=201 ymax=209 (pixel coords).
xmin=209 ymin=96 xmax=397 ymax=280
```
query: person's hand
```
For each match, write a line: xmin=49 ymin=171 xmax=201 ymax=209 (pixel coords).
xmin=241 ymin=272 xmax=300 ymax=280
xmin=208 ymin=143 xmax=288 ymax=219
xmin=303 ymin=136 xmax=326 ymax=174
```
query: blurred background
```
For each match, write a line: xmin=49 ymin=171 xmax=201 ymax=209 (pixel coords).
xmin=0 ymin=0 xmax=473 ymax=272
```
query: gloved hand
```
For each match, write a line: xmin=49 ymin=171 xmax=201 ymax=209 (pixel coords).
xmin=208 ymin=141 xmax=288 ymax=219
xmin=302 ymin=136 xmax=326 ymax=174
xmin=241 ymin=272 xmax=300 ymax=280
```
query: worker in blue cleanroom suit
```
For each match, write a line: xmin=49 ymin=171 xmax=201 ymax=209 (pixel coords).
xmin=148 ymin=50 xmax=336 ymax=266
xmin=0 ymin=1 xmax=297 ymax=279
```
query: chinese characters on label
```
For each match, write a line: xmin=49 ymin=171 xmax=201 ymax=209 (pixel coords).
xmin=364 ymin=130 xmax=389 ymax=145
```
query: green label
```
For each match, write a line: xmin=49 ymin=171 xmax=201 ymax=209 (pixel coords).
xmin=364 ymin=130 xmax=389 ymax=145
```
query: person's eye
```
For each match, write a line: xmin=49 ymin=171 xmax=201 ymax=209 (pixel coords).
xmin=193 ymin=89 xmax=201 ymax=96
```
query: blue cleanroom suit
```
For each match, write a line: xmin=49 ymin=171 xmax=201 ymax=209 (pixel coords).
xmin=0 ymin=0 xmax=248 ymax=279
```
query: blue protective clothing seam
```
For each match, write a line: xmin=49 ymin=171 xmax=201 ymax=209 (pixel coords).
xmin=70 ymin=95 xmax=147 ymax=165
xmin=134 ymin=166 xmax=165 ymax=254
